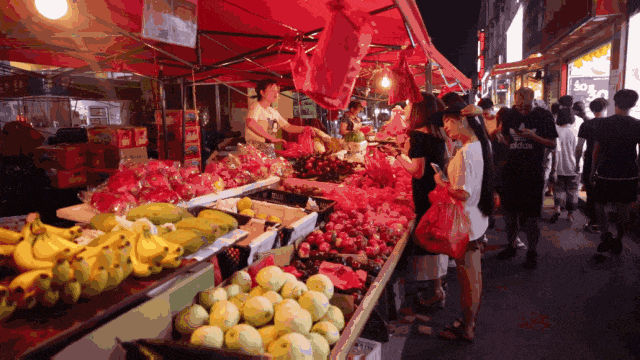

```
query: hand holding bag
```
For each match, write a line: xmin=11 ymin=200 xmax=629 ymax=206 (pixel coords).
xmin=415 ymin=184 xmax=471 ymax=259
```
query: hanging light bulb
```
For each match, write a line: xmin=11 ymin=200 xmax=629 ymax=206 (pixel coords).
xmin=35 ymin=0 xmax=68 ymax=20
xmin=381 ymin=75 xmax=390 ymax=88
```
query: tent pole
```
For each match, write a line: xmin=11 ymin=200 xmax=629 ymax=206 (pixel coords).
xmin=160 ymin=76 xmax=168 ymax=160
xmin=180 ymin=78 xmax=187 ymax=165
xmin=215 ymin=84 xmax=222 ymax=133
xmin=425 ymin=60 xmax=434 ymax=94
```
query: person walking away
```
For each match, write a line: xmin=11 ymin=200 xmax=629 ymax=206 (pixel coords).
xmin=246 ymin=80 xmax=330 ymax=153
xmin=339 ymin=101 xmax=364 ymax=136
xmin=550 ymin=104 xmax=581 ymax=223
xmin=575 ymin=98 xmax=608 ymax=232
xmin=588 ymin=89 xmax=640 ymax=256
xmin=496 ymin=88 xmax=558 ymax=269
xmin=435 ymin=103 xmax=495 ymax=342
xmin=394 ymin=93 xmax=449 ymax=309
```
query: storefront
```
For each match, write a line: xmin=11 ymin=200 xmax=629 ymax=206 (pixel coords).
xmin=486 ymin=55 xmax=553 ymax=109
xmin=625 ymin=8 xmax=640 ymax=119
xmin=566 ymin=42 xmax=612 ymax=118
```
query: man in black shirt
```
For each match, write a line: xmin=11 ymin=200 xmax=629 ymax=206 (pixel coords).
xmin=575 ymin=98 xmax=609 ymax=232
xmin=496 ymin=88 xmax=558 ymax=269
xmin=588 ymin=89 xmax=640 ymax=255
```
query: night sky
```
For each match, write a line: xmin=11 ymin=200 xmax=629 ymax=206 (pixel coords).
xmin=418 ymin=1 xmax=483 ymax=79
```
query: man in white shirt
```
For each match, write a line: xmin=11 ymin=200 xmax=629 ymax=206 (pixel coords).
xmin=245 ymin=80 xmax=329 ymax=145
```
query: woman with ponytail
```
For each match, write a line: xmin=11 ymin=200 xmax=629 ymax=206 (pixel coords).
xmin=435 ymin=102 xmax=495 ymax=342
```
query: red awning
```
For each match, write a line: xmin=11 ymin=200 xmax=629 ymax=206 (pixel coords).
xmin=489 ymin=55 xmax=557 ymax=77
xmin=0 ymin=0 xmax=471 ymax=94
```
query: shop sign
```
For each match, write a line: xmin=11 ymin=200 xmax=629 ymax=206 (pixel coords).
xmin=568 ymin=77 xmax=609 ymax=105
xmin=142 ymin=0 xmax=197 ymax=48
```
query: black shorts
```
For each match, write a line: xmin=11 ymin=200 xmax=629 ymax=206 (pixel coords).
xmin=594 ymin=177 xmax=639 ymax=204
xmin=501 ymin=182 xmax=546 ymax=217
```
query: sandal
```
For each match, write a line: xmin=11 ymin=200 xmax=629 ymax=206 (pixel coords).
xmin=437 ymin=318 xmax=475 ymax=342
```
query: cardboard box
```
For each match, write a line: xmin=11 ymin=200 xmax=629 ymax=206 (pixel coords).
xmin=131 ymin=127 xmax=149 ymax=147
xmin=34 ymin=144 xmax=87 ymax=170
xmin=46 ymin=167 xmax=87 ymax=189
xmin=86 ymin=168 xmax=118 ymax=186
xmin=154 ymin=110 xmax=198 ymax=126
xmin=87 ymin=145 xmax=148 ymax=169
xmin=183 ymin=157 xmax=201 ymax=168
xmin=158 ymin=140 xmax=200 ymax=161
xmin=88 ymin=127 xmax=133 ymax=148
xmin=157 ymin=125 xmax=200 ymax=143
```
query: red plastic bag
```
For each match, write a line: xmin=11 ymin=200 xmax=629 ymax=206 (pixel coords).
xmin=388 ymin=50 xmax=423 ymax=105
xmin=415 ymin=185 xmax=470 ymax=259
xmin=298 ymin=0 xmax=374 ymax=110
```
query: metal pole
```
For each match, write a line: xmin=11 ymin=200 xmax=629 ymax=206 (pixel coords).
xmin=160 ymin=77 xmax=168 ymax=160
xmin=180 ymin=78 xmax=187 ymax=165
xmin=68 ymin=98 xmax=72 ymax=127
xmin=425 ymin=60 xmax=434 ymax=94
xmin=215 ymin=84 xmax=222 ymax=133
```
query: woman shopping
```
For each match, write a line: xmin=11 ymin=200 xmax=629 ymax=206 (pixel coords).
xmin=246 ymin=79 xmax=329 ymax=151
xmin=394 ymin=93 xmax=449 ymax=309
xmin=435 ymin=103 xmax=495 ymax=342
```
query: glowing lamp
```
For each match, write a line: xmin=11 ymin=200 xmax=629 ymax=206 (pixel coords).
xmin=381 ymin=76 xmax=390 ymax=88
xmin=35 ymin=0 xmax=69 ymax=20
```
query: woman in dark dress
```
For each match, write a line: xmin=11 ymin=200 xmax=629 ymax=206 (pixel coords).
xmin=394 ymin=93 xmax=448 ymax=308
xmin=339 ymin=101 xmax=363 ymax=136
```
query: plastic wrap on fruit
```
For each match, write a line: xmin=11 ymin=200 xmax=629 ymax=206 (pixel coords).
xmin=89 ymin=190 xmax=137 ymax=215
xmin=179 ymin=166 xmax=200 ymax=179
xmin=107 ymin=170 xmax=142 ymax=195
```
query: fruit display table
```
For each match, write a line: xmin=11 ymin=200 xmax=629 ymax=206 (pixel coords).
xmin=2 ymin=254 xmax=214 ymax=360
xmin=56 ymin=176 xmax=281 ymax=224
xmin=40 ymin=224 xmax=411 ymax=360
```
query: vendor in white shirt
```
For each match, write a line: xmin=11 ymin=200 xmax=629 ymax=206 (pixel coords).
xmin=245 ymin=80 xmax=329 ymax=146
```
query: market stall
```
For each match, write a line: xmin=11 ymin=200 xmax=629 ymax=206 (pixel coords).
xmin=1 ymin=1 xmax=471 ymax=359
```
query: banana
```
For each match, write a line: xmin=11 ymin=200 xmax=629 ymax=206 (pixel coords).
xmin=9 ymin=269 xmax=53 ymax=293
xmin=13 ymin=234 xmax=56 ymax=271
xmin=0 ymin=228 xmax=22 ymax=245
xmin=44 ymin=232 xmax=85 ymax=257
xmin=32 ymin=234 xmax=68 ymax=262
xmin=136 ymin=229 xmax=169 ymax=264
xmin=82 ymin=266 xmax=109 ymax=297
xmin=149 ymin=262 xmax=163 ymax=275
xmin=151 ymin=233 xmax=184 ymax=259
xmin=41 ymin=289 xmax=60 ymax=307
xmin=61 ymin=280 xmax=81 ymax=304
xmin=105 ymin=264 xmax=125 ymax=291
xmin=117 ymin=243 xmax=131 ymax=265
xmin=41 ymin=223 xmax=83 ymax=241
xmin=86 ymin=230 xmax=131 ymax=251
xmin=128 ymin=233 xmax=151 ymax=277
xmin=71 ymin=257 xmax=92 ymax=285
xmin=121 ymin=258 xmax=133 ymax=279
xmin=51 ymin=259 xmax=73 ymax=286
xmin=160 ymin=253 xmax=182 ymax=269
xmin=0 ymin=293 xmax=17 ymax=322
xmin=0 ymin=244 xmax=16 ymax=256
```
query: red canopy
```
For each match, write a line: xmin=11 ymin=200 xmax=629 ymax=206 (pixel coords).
xmin=0 ymin=0 xmax=471 ymax=95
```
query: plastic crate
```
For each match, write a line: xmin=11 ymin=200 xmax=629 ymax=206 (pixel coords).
xmin=247 ymin=189 xmax=336 ymax=226
xmin=347 ymin=337 xmax=382 ymax=360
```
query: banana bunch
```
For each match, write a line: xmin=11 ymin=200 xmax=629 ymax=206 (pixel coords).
xmin=127 ymin=224 xmax=185 ymax=278
xmin=0 ymin=214 xmax=188 ymax=321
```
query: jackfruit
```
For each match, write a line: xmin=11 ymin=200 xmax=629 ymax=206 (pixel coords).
xmin=127 ymin=203 xmax=193 ymax=225
xmin=197 ymin=209 xmax=239 ymax=231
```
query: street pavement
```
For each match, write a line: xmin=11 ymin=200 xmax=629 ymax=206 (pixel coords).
xmin=380 ymin=195 xmax=640 ymax=360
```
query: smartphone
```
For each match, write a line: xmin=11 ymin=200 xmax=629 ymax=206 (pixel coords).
xmin=431 ymin=163 xmax=448 ymax=182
